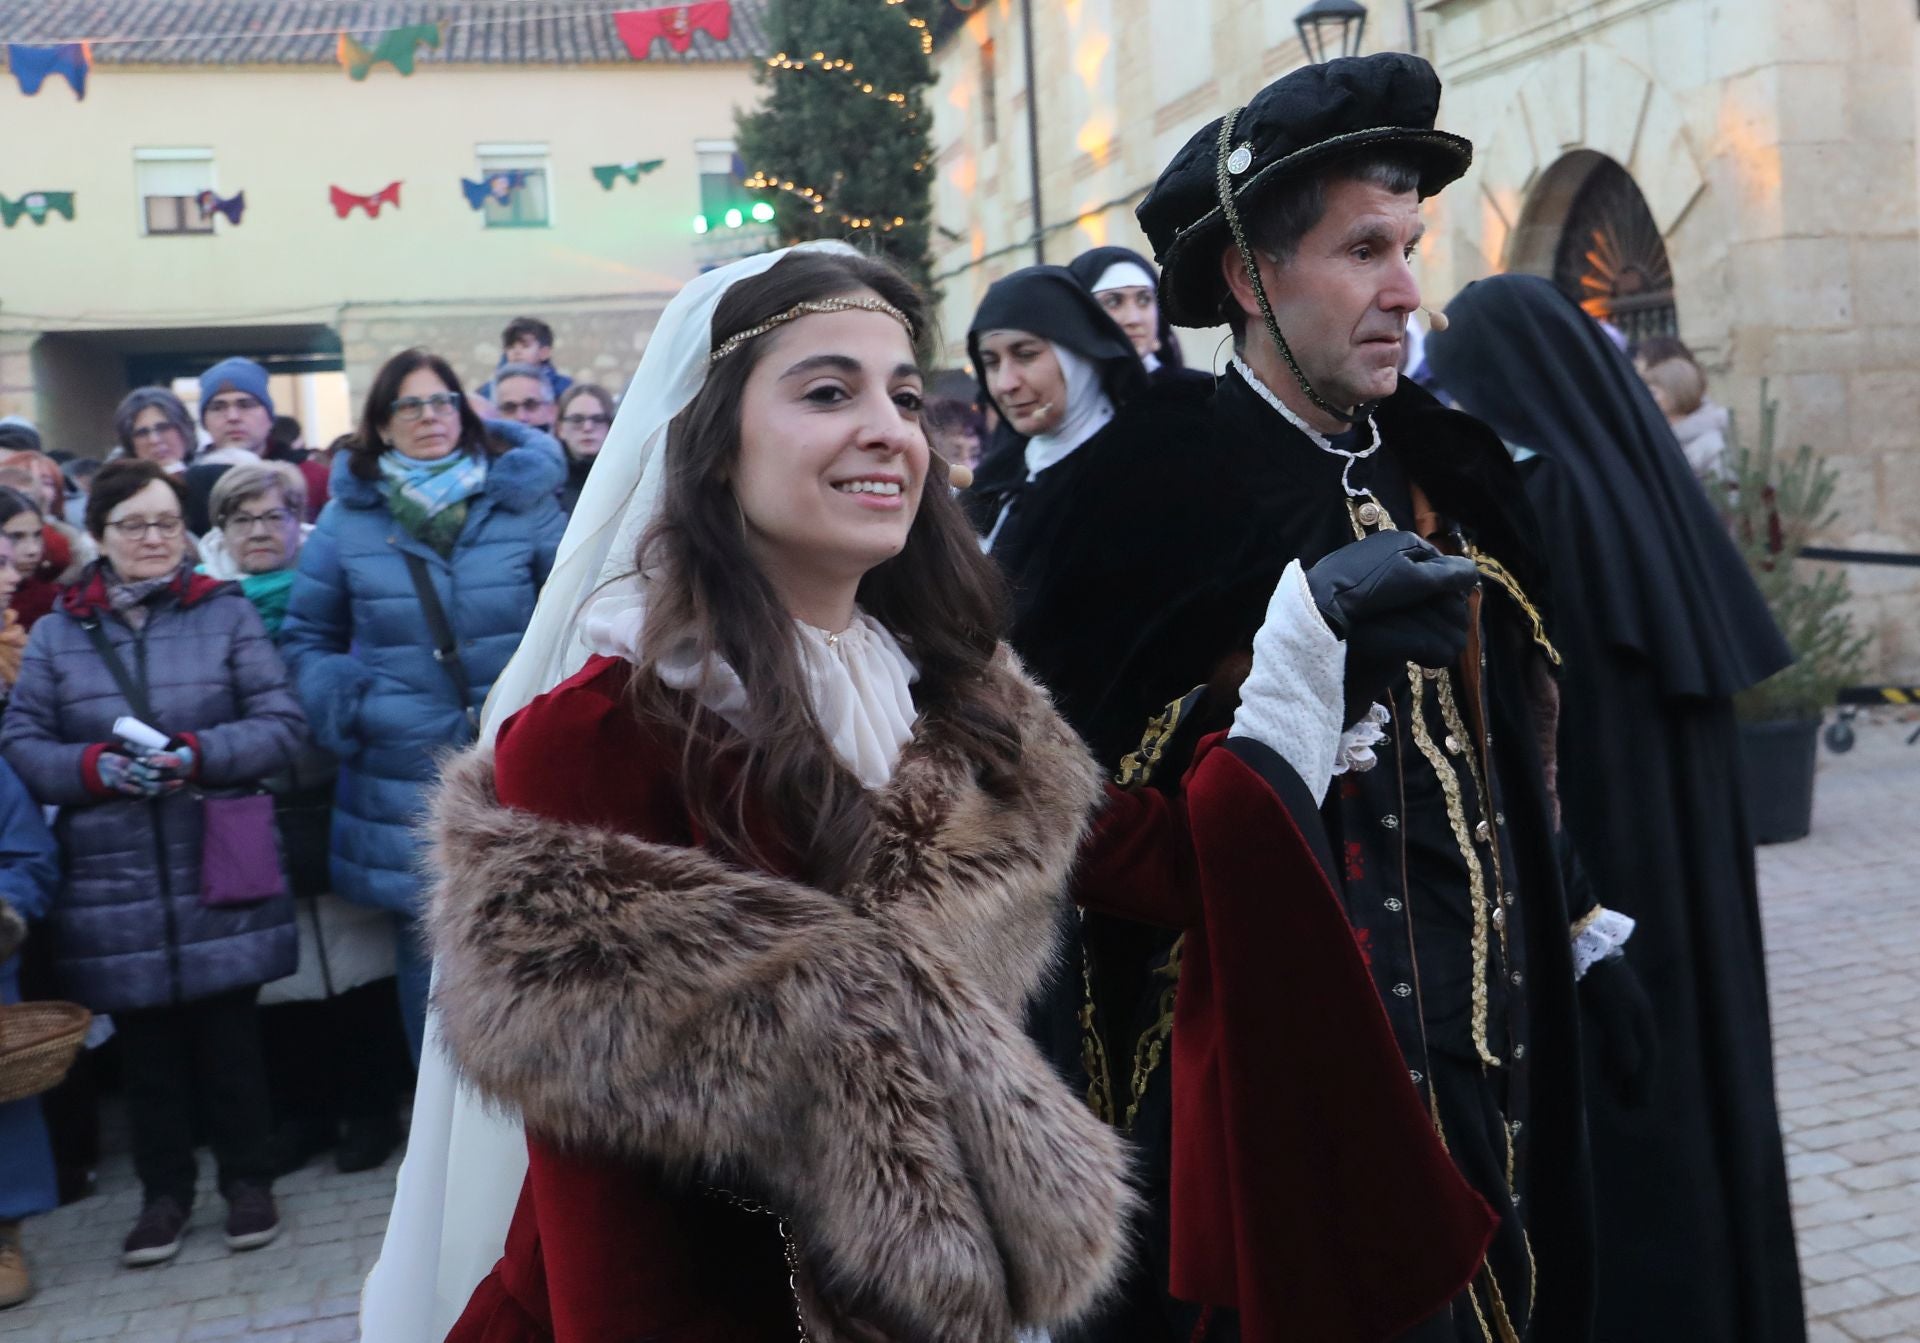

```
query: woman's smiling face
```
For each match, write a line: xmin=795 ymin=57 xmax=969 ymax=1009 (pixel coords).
xmin=731 ymin=298 xmax=930 ymax=594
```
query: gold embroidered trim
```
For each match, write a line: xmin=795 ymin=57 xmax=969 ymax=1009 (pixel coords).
xmin=1435 ymin=672 xmax=1511 ymax=971
xmin=1080 ymin=932 xmax=1117 ymax=1127
xmin=1468 ymin=546 xmax=1561 ymax=667
xmin=1114 ymin=693 xmax=1191 ymax=788
xmin=1124 ymin=939 xmax=1183 ymax=1132
xmin=709 ymin=296 xmax=914 ymax=363
xmin=1408 ymin=671 xmax=1500 ymax=1069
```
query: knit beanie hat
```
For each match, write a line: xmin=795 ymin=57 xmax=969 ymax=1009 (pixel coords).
xmin=198 ymin=357 xmax=275 ymax=421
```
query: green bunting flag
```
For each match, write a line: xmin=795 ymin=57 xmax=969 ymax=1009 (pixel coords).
xmin=0 ymin=191 xmax=75 ymax=227
xmin=337 ymin=23 xmax=441 ymax=80
xmin=591 ymin=159 xmax=665 ymax=190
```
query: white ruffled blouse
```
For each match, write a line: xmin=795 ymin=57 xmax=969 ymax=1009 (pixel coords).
xmin=578 ymin=578 xmax=920 ymax=788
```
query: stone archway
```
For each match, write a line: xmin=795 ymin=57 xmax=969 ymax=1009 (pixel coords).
xmin=1469 ymin=44 xmax=1710 ymax=339
xmin=1510 ymin=150 xmax=1679 ymax=345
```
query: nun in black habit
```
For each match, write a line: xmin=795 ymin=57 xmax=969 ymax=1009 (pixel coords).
xmin=964 ymin=265 xmax=1214 ymax=762
xmin=1066 ymin=244 xmax=1215 ymax=394
xmin=1426 ymin=274 xmax=1804 ymax=1343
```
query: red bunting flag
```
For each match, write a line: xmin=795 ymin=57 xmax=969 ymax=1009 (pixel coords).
xmin=613 ymin=2 xmax=732 ymax=59
xmin=330 ymin=181 xmax=403 ymax=218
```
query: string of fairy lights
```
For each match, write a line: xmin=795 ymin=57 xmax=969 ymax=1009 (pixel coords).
xmin=742 ymin=3 xmax=935 ymax=235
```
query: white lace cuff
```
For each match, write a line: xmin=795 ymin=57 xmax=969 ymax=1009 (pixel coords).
xmin=1229 ymin=560 xmax=1348 ymax=805
xmin=1570 ymin=906 xmax=1636 ymax=981
xmin=1334 ymin=702 xmax=1389 ymax=777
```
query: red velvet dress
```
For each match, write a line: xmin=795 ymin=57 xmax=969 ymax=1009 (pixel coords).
xmin=445 ymin=657 xmax=1490 ymax=1343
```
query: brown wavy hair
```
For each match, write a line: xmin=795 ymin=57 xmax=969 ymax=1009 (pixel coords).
xmin=629 ymin=250 xmax=1017 ymax=886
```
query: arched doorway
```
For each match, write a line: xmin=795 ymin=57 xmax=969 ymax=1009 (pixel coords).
xmin=1507 ymin=150 xmax=1679 ymax=346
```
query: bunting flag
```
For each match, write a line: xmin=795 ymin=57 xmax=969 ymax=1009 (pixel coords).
xmin=197 ymin=189 xmax=246 ymax=225
xmin=337 ymin=23 xmax=441 ymax=80
xmin=330 ymin=182 xmax=402 ymax=219
xmin=0 ymin=191 xmax=76 ymax=227
xmin=7 ymin=43 xmax=90 ymax=99
xmin=590 ymin=159 xmax=665 ymax=190
xmin=461 ymin=170 xmax=528 ymax=210
xmin=613 ymin=3 xmax=731 ymax=59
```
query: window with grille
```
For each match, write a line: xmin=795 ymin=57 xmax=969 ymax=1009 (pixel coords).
xmin=476 ymin=144 xmax=552 ymax=229
xmin=135 ymin=149 xmax=215 ymax=237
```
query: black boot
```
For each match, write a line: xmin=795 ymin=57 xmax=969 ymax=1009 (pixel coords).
xmin=334 ymin=1114 xmax=403 ymax=1174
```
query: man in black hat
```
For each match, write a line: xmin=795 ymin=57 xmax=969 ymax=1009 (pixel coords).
xmin=1051 ymin=53 xmax=1651 ymax=1343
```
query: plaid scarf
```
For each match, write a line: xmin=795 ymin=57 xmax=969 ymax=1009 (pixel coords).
xmin=378 ymin=450 xmax=488 ymax=558
xmin=104 ymin=561 xmax=192 ymax=631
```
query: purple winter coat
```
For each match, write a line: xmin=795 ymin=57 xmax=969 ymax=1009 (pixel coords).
xmin=0 ymin=566 xmax=307 ymax=1012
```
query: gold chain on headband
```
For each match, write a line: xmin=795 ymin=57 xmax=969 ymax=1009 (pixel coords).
xmin=709 ymin=296 xmax=915 ymax=363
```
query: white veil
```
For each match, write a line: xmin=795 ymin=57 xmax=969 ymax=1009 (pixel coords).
xmin=359 ymin=241 xmax=862 ymax=1343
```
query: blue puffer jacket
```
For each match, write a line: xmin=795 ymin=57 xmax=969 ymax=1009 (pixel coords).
xmin=280 ymin=429 xmax=566 ymax=915
xmin=0 ymin=567 xmax=307 ymax=1013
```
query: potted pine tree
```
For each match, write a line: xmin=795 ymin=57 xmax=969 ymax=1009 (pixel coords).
xmin=1719 ymin=384 xmax=1871 ymax=844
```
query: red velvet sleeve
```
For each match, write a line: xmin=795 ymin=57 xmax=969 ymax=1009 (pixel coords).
xmin=493 ymin=656 xmax=692 ymax=845
xmin=1075 ymin=781 xmax=1203 ymax=929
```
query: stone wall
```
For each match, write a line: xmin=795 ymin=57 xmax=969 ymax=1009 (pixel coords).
xmin=337 ymin=293 xmax=673 ymax=417
xmin=1425 ymin=0 xmax=1920 ymax=682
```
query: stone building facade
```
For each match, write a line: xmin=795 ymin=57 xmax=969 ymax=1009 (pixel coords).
xmin=0 ymin=0 xmax=770 ymax=450
xmin=929 ymin=0 xmax=1920 ymax=680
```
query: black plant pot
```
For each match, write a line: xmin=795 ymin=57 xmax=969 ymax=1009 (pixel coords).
xmin=1738 ymin=718 xmax=1820 ymax=845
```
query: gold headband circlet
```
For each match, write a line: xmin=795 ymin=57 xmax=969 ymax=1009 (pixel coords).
xmin=709 ymin=296 xmax=916 ymax=364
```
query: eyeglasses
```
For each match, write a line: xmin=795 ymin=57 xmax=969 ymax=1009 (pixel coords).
xmin=390 ymin=393 xmax=462 ymax=421
xmin=496 ymin=397 xmax=552 ymax=416
xmin=223 ymin=507 xmax=294 ymax=534
xmin=130 ymin=423 xmax=183 ymax=441
xmin=204 ymin=395 xmax=262 ymax=416
xmin=558 ymin=413 xmax=611 ymax=429
xmin=107 ymin=515 xmax=185 ymax=540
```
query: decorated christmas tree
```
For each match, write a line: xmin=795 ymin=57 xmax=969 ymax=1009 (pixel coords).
xmin=735 ymin=0 xmax=938 ymax=297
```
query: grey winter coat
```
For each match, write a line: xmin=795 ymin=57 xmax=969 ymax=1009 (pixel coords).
xmin=0 ymin=566 xmax=307 ymax=1012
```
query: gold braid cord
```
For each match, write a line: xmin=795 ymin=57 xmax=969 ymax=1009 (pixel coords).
xmin=1407 ymin=671 xmax=1501 ymax=1069
xmin=1467 ymin=545 xmax=1561 ymax=667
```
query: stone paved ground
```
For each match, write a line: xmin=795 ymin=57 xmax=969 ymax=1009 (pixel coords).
xmin=4 ymin=714 xmax=1918 ymax=1342
xmin=1763 ymin=715 xmax=1920 ymax=1343
xmin=0 ymin=1122 xmax=399 ymax=1342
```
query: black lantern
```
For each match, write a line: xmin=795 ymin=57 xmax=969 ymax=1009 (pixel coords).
xmin=1295 ymin=0 xmax=1368 ymax=62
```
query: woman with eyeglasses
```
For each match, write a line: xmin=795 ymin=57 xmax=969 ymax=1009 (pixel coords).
xmin=552 ymin=383 xmax=614 ymax=513
xmin=112 ymin=388 xmax=197 ymax=475
xmin=280 ymin=349 xmax=566 ymax=1061
xmin=0 ymin=458 xmax=307 ymax=1269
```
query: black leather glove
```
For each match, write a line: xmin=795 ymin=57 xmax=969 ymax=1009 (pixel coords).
xmin=1579 ymin=955 xmax=1659 ymax=1109
xmin=1305 ymin=531 xmax=1479 ymax=719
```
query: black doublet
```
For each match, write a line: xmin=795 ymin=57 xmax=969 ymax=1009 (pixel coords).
xmin=1044 ymin=371 xmax=1597 ymax=1343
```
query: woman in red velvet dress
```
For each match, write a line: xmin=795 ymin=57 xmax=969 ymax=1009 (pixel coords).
xmin=402 ymin=246 xmax=1493 ymax=1343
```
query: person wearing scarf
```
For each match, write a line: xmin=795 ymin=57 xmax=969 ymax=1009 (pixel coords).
xmin=280 ymin=349 xmax=566 ymax=1063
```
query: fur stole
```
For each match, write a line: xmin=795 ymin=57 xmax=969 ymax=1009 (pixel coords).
xmin=425 ymin=651 xmax=1133 ymax=1341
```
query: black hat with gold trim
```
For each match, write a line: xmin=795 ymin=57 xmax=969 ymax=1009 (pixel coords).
xmin=1138 ymin=52 xmax=1471 ymax=335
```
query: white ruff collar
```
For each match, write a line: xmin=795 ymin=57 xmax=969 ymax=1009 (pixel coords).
xmin=578 ymin=577 xmax=921 ymax=789
xmin=1230 ymin=356 xmax=1383 ymax=499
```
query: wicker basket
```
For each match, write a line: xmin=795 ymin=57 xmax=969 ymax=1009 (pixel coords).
xmin=0 ymin=1000 xmax=92 ymax=1106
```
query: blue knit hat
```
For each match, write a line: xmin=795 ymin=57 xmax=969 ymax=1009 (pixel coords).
xmin=198 ymin=357 xmax=274 ymax=421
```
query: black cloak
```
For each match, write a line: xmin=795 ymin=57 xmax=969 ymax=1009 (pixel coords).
xmin=1427 ymin=275 xmax=1803 ymax=1343
xmin=962 ymin=266 xmax=1212 ymax=756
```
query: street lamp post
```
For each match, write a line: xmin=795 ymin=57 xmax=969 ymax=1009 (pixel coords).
xmin=1294 ymin=0 xmax=1368 ymax=63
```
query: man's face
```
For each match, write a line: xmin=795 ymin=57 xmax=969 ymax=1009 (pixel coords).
xmin=494 ymin=374 xmax=555 ymax=430
xmin=505 ymin=335 xmax=552 ymax=367
xmin=1228 ymin=178 xmax=1424 ymax=414
xmin=204 ymin=387 xmax=273 ymax=454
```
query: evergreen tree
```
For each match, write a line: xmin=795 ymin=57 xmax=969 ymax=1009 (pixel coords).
xmin=736 ymin=0 xmax=938 ymax=299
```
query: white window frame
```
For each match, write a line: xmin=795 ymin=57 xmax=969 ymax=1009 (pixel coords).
xmin=475 ymin=141 xmax=554 ymax=229
xmin=134 ymin=147 xmax=216 ymax=238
